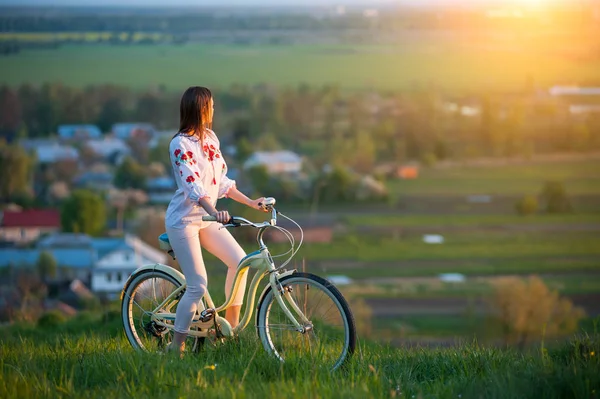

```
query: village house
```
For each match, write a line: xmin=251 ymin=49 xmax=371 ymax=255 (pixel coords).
xmin=73 ymin=171 xmax=114 ymax=191
xmin=19 ymin=139 xmax=79 ymax=164
xmin=89 ymin=234 xmax=167 ymax=298
xmin=146 ymin=176 xmax=176 ymax=204
xmin=0 ymin=232 xmax=167 ymax=298
xmin=243 ymin=150 xmax=303 ymax=175
xmin=58 ymin=124 xmax=102 ymax=141
xmin=83 ymin=137 xmax=131 ymax=165
xmin=111 ymin=123 xmax=156 ymax=140
xmin=0 ymin=209 xmax=61 ymax=245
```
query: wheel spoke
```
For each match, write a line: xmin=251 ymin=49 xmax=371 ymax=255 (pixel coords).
xmin=122 ymin=271 xmax=201 ymax=355
xmin=256 ymin=274 xmax=355 ymax=372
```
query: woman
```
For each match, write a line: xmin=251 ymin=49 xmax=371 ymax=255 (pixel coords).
xmin=165 ymin=86 xmax=265 ymax=355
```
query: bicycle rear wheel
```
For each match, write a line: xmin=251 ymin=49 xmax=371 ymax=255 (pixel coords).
xmin=121 ymin=269 xmax=203 ymax=353
xmin=255 ymin=272 xmax=356 ymax=372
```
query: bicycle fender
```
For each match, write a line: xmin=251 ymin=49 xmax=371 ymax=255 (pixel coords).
xmin=255 ymin=269 xmax=297 ymax=311
xmin=120 ymin=263 xmax=185 ymax=301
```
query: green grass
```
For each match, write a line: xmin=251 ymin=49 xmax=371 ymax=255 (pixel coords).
xmin=387 ymin=159 xmax=600 ymax=196
xmin=2 ymin=41 xmax=600 ymax=91
xmin=1 ymin=314 xmax=599 ymax=398
xmin=345 ymin=212 xmax=600 ymax=228
xmin=375 ymin=314 xmax=600 ymax=340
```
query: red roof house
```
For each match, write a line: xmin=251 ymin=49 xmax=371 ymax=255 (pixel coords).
xmin=0 ymin=209 xmax=61 ymax=244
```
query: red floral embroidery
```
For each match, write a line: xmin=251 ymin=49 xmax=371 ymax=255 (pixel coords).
xmin=186 ymin=151 xmax=193 ymax=158
xmin=195 ymin=171 xmax=200 ymax=177
xmin=186 ymin=176 xmax=195 ymax=183
xmin=181 ymin=153 xmax=188 ymax=161
xmin=175 ymin=161 xmax=180 ymax=166
xmin=203 ymin=143 xmax=218 ymax=161
xmin=212 ymin=177 xmax=216 ymax=185
xmin=180 ymin=171 xmax=183 ymax=176
xmin=174 ymin=149 xmax=181 ymax=157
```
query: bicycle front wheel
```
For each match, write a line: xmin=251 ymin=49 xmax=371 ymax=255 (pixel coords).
xmin=255 ymin=272 xmax=356 ymax=372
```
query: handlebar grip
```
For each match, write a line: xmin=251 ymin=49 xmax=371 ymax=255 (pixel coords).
xmin=202 ymin=215 xmax=217 ymax=222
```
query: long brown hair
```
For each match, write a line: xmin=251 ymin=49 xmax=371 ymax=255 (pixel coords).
xmin=177 ymin=86 xmax=213 ymax=141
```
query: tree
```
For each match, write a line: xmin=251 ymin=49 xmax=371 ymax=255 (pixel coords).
xmin=0 ymin=143 xmax=34 ymax=203
xmin=246 ymin=165 xmax=271 ymax=195
xmin=96 ymin=97 xmax=125 ymax=132
xmin=317 ymin=166 xmax=355 ymax=204
xmin=61 ymin=189 xmax=106 ymax=236
xmin=235 ymin=136 xmax=254 ymax=163
xmin=114 ymin=156 xmax=147 ymax=190
xmin=353 ymin=130 xmax=376 ymax=173
xmin=0 ymin=86 xmax=22 ymax=138
xmin=515 ymin=195 xmax=538 ymax=216
xmin=489 ymin=276 xmax=585 ymax=348
xmin=540 ymin=181 xmax=572 ymax=214
xmin=108 ymin=188 xmax=148 ymax=234
xmin=37 ymin=251 xmax=57 ymax=283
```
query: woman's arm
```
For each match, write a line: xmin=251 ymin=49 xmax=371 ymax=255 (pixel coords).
xmin=226 ymin=185 xmax=265 ymax=211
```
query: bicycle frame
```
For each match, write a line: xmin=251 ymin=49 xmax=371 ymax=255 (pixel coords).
xmin=143 ymin=223 xmax=311 ymax=339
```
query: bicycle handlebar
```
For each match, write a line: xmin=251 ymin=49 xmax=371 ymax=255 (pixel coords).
xmin=201 ymin=197 xmax=278 ymax=228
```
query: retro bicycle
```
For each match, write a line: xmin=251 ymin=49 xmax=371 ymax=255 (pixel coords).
xmin=120 ymin=198 xmax=356 ymax=371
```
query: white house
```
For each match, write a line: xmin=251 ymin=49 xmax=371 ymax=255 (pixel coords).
xmin=84 ymin=137 xmax=131 ymax=164
xmin=111 ymin=123 xmax=156 ymax=140
xmin=243 ymin=150 xmax=303 ymax=175
xmin=91 ymin=234 xmax=168 ymax=298
xmin=19 ymin=139 xmax=79 ymax=164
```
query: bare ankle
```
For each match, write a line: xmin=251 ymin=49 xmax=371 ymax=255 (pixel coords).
xmin=171 ymin=331 xmax=187 ymax=350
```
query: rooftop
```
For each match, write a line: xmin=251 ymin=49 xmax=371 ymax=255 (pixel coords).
xmin=1 ymin=210 xmax=61 ymax=228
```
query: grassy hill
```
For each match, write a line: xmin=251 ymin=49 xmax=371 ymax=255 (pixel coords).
xmin=0 ymin=312 xmax=598 ymax=399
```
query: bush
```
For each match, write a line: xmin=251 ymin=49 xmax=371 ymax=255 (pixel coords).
xmin=420 ymin=152 xmax=437 ymax=167
xmin=489 ymin=275 xmax=585 ymax=348
xmin=540 ymin=181 xmax=572 ymax=214
xmin=515 ymin=195 xmax=539 ymax=216
xmin=37 ymin=310 xmax=67 ymax=328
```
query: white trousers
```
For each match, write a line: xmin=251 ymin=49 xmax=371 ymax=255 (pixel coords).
xmin=166 ymin=221 xmax=247 ymax=334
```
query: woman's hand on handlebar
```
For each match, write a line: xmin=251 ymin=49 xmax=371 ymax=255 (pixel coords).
xmin=211 ymin=210 xmax=231 ymax=224
xmin=249 ymin=197 xmax=269 ymax=212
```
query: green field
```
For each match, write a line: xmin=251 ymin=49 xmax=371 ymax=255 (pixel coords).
xmin=1 ymin=314 xmax=598 ymax=399
xmin=387 ymin=158 xmax=600 ymax=197
xmin=1 ymin=41 xmax=600 ymax=91
xmin=292 ymin=230 xmax=600 ymax=263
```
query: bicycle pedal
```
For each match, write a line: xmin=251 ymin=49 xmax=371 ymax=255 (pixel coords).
xmin=199 ymin=308 xmax=216 ymax=322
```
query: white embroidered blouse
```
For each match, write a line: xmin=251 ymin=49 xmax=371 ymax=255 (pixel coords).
xmin=165 ymin=130 xmax=236 ymax=229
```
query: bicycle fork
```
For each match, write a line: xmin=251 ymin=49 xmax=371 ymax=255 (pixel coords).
xmin=269 ymin=273 xmax=313 ymax=333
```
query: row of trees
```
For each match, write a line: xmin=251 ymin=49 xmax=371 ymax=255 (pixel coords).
xmin=2 ymin=82 xmax=599 ymax=167
xmin=2 ymin=6 xmax=596 ymax=34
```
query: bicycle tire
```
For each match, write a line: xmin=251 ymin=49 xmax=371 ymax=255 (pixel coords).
xmin=121 ymin=269 xmax=203 ymax=353
xmin=255 ymin=272 xmax=356 ymax=372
